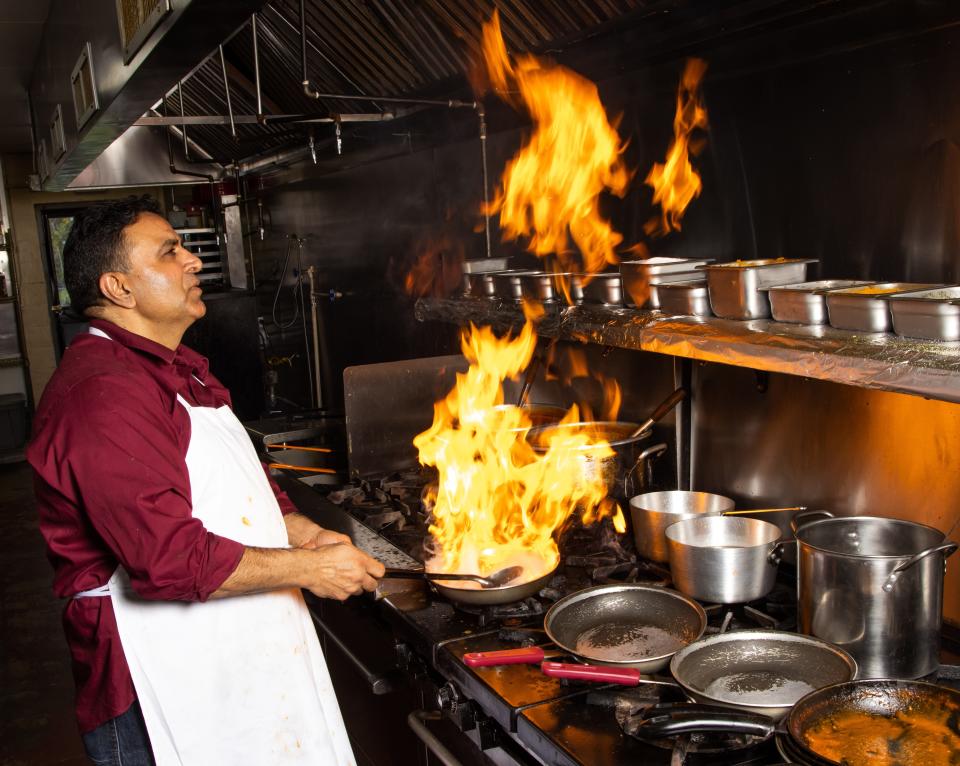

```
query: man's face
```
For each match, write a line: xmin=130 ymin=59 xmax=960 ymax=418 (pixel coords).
xmin=121 ymin=212 xmax=206 ymax=327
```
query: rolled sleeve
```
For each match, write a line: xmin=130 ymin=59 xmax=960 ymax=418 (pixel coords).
xmin=57 ymin=377 xmax=243 ymax=601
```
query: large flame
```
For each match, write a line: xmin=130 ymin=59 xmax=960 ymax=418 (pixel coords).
xmin=414 ymin=314 xmax=624 ymax=583
xmin=645 ymin=59 xmax=709 ymax=236
xmin=481 ymin=11 xmax=631 ymax=282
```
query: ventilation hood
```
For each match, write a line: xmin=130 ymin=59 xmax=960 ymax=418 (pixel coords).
xmin=29 ymin=0 xmax=262 ymax=191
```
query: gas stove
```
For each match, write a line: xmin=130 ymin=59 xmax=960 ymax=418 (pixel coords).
xmin=322 ymin=470 xmax=802 ymax=766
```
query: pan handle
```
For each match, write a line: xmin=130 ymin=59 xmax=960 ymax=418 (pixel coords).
xmin=540 ymin=661 xmax=680 ymax=689
xmin=767 ymin=541 xmax=785 ymax=567
xmin=463 ymin=647 xmax=547 ymax=667
xmin=790 ymin=509 xmax=834 ymax=535
xmin=630 ymin=709 xmax=776 ymax=739
xmin=882 ymin=541 xmax=960 ymax=592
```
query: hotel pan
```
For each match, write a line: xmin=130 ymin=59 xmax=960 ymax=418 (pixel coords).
xmin=466 ymin=270 xmax=500 ymax=298
xmin=889 ymin=286 xmax=960 ymax=340
xmin=766 ymin=280 xmax=874 ymax=325
xmin=656 ymin=280 xmax=713 ymax=317
xmin=620 ymin=257 xmax=711 ymax=308
xmin=519 ymin=271 xmax=583 ymax=304
xmin=826 ymin=282 xmax=941 ymax=333
xmin=701 ymin=259 xmax=817 ymax=320
xmin=576 ymin=273 xmax=624 ymax=306
xmin=491 ymin=269 xmax=543 ymax=301
xmin=462 ymin=257 xmax=510 ymax=294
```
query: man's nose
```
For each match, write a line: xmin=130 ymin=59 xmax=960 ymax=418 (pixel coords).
xmin=181 ymin=247 xmax=202 ymax=273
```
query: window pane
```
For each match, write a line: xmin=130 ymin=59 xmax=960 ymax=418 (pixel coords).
xmin=47 ymin=216 xmax=74 ymax=307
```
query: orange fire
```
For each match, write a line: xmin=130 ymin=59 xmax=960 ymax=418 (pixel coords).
xmin=414 ymin=314 xmax=625 ymax=583
xmin=480 ymin=11 xmax=631 ymax=285
xmin=645 ymin=59 xmax=709 ymax=236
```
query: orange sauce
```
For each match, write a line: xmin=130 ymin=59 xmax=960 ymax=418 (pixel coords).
xmin=802 ymin=706 xmax=960 ymax=765
xmin=844 ymin=285 xmax=902 ymax=295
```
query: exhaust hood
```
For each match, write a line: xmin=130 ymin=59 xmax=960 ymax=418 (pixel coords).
xmin=29 ymin=0 xmax=262 ymax=191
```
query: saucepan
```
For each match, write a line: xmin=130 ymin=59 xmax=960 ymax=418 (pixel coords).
xmin=632 ymin=679 xmax=960 ymax=766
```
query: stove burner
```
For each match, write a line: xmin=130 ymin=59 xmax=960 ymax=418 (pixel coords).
xmin=452 ymin=597 xmax=545 ymax=628
xmin=592 ymin=559 xmax=672 ymax=588
xmin=701 ymin=584 xmax=798 ymax=634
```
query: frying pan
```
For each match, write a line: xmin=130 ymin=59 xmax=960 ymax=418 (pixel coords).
xmin=631 ymin=679 xmax=960 ymax=766
xmin=430 ymin=564 xmax=557 ymax=606
xmin=543 ymin=584 xmax=707 ymax=672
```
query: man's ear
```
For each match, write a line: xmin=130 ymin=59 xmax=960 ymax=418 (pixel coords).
xmin=98 ymin=272 xmax=136 ymax=309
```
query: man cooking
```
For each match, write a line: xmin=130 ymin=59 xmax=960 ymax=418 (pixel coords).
xmin=27 ymin=195 xmax=385 ymax=766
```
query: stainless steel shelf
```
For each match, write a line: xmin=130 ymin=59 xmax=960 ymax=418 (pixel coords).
xmin=416 ymin=297 xmax=960 ymax=404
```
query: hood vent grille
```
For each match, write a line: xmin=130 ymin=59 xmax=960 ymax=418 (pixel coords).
xmin=116 ymin=0 xmax=171 ymax=62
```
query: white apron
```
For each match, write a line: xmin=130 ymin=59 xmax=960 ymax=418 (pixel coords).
xmin=86 ymin=327 xmax=355 ymax=766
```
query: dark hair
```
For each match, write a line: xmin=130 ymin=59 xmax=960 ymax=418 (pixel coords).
xmin=63 ymin=195 xmax=162 ymax=315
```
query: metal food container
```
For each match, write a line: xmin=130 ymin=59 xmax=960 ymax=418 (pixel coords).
xmin=462 ymin=257 xmax=510 ymax=295
xmin=491 ymin=270 xmax=542 ymax=302
xmin=826 ymin=282 xmax=940 ymax=333
xmin=889 ymin=286 xmax=960 ymax=341
xmin=703 ymin=259 xmax=817 ymax=320
xmin=576 ymin=273 xmax=623 ymax=306
xmin=656 ymin=280 xmax=713 ymax=317
xmin=466 ymin=271 xmax=500 ymax=298
xmin=519 ymin=272 xmax=582 ymax=304
xmin=620 ymin=257 xmax=711 ymax=308
xmin=767 ymin=280 xmax=875 ymax=324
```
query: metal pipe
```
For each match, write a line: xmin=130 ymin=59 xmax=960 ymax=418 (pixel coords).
xmin=136 ymin=113 xmax=397 ymax=126
xmin=306 ymin=265 xmax=323 ymax=410
xmin=179 ymin=81 xmax=189 ymax=159
xmin=407 ymin=712 xmax=464 ymax=766
xmin=218 ymin=45 xmax=236 ymax=138
xmin=294 ymin=238 xmax=316 ymax=408
xmin=251 ymin=13 xmax=262 ymax=116
xmin=477 ymin=103 xmax=492 ymax=259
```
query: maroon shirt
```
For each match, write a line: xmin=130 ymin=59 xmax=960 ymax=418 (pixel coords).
xmin=27 ymin=318 xmax=298 ymax=733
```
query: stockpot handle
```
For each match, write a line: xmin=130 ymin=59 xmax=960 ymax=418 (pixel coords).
xmin=768 ymin=541 xmax=785 ymax=567
xmin=882 ymin=541 xmax=960 ymax=593
xmin=624 ymin=442 xmax=669 ymax=498
xmin=790 ymin=509 xmax=834 ymax=535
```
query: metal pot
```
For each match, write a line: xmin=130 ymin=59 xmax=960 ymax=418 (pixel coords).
xmin=630 ymin=490 xmax=735 ymax=563
xmin=431 ymin=565 xmax=557 ymax=606
xmin=792 ymin=511 xmax=958 ymax=679
xmin=665 ymin=515 xmax=784 ymax=604
xmin=529 ymin=421 xmax=668 ymax=503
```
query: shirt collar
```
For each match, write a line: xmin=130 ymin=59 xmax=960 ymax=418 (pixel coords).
xmin=89 ymin=318 xmax=210 ymax=382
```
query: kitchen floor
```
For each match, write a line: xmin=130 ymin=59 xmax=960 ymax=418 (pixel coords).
xmin=0 ymin=461 xmax=88 ymax=766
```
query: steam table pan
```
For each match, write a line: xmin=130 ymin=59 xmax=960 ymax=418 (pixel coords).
xmin=491 ymin=270 xmax=544 ymax=302
xmin=826 ymin=282 xmax=941 ymax=333
xmin=462 ymin=257 xmax=510 ymax=295
xmin=701 ymin=259 xmax=817 ymax=320
xmin=520 ymin=272 xmax=583 ymax=304
xmin=656 ymin=280 xmax=713 ymax=317
xmin=766 ymin=280 xmax=875 ymax=325
xmin=576 ymin=273 xmax=624 ymax=306
xmin=889 ymin=286 xmax=960 ymax=340
xmin=620 ymin=257 xmax=711 ymax=309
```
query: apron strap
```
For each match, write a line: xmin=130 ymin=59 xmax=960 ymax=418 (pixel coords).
xmin=73 ymin=583 xmax=111 ymax=599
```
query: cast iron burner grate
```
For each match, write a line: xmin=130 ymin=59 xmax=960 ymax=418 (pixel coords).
xmin=701 ymin=583 xmax=798 ymax=634
xmin=451 ymin=597 xmax=545 ymax=628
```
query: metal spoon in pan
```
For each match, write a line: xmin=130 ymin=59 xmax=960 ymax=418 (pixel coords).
xmin=382 ymin=565 xmax=524 ymax=589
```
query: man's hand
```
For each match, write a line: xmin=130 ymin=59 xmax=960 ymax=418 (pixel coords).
xmin=300 ymin=542 xmax=386 ymax=601
xmin=284 ymin=511 xmax=351 ymax=549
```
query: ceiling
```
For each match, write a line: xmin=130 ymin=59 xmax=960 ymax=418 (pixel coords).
xmin=0 ymin=0 xmax=51 ymax=153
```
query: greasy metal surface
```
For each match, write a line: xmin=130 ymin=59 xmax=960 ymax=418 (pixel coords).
xmin=416 ymin=297 xmax=960 ymax=404
xmin=785 ymin=680 xmax=960 ymax=766
xmin=669 ymin=631 xmax=857 ymax=720
xmin=628 ymin=490 xmax=735 ymax=563
xmin=343 ymin=355 xmax=467 ymax=478
xmin=544 ymin=584 xmax=707 ymax=672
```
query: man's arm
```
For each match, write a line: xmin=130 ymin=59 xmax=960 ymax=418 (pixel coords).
xmin=212 ymin=541 xmax=384 ymax=601
xmin=283 ymin=511 xmax=351 ymax=548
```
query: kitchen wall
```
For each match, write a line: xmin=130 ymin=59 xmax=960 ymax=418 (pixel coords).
xmin=245 ymin=2 xmax=960 ymax=625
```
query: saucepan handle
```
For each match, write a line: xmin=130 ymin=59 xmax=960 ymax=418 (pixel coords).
xmin=882 ymin=541 xmax=960 ymax=592
xmin=630 ymin=710 xmax=776 ymax=739
xmin=790 ymin=509 xmax=834 ymax=535
xmin=767 ymin=541 xmax=785 ymax=566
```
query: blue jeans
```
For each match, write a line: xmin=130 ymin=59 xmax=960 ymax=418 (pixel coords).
xmin=82 ymin=700 xmax=155 ymax=766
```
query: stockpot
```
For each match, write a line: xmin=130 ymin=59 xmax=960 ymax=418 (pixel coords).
xmin=792 ymin=511 xmax=958 ymax=679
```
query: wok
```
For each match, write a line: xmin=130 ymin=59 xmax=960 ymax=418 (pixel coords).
xmin=543 ymin=584 xmax=707 ymax=672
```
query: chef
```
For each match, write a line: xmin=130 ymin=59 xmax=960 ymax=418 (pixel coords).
xmin=27 ymin=195 xmax=385 ymax=766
